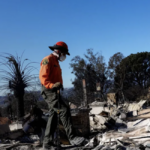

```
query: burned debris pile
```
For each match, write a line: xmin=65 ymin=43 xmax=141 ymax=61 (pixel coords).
xmin=87 ymin=99 xmax=150 ymax=150
xmin=1 ymin=98 xmax=150 ymax=149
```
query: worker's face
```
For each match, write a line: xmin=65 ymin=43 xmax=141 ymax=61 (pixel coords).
xmin=59 ymin=53 xmax=66 ymax=62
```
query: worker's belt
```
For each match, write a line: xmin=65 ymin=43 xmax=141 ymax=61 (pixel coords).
xmin=41 ymin=84 xmax=56 ymax=96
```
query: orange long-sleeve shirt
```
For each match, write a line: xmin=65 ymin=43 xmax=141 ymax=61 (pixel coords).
xmin=39 ymin=54 xmax=63 ymax=89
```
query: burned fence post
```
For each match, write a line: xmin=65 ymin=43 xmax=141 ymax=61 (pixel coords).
xmin=82 ymin=79 xmax=87 ymax=108
xmin=96 ymin=83 xmax=101 ymax=92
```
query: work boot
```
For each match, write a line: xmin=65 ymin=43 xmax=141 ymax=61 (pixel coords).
xmin=69 ymin=136 xmax=88 ymax=146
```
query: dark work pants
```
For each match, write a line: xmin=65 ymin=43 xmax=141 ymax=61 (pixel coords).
xmin=41 ymin=86 xmax=75 ymax=145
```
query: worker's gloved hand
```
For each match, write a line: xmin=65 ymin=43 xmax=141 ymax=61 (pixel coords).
xmin=52 ymin=82 xmax=62 ymax=90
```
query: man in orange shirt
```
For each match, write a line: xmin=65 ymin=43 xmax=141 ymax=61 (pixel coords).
xmin=39 ymin=41 xmax=86 ymax=150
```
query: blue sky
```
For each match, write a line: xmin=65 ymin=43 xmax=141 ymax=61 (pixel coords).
xmin=0 ymin=0 xmax=150 ymax=94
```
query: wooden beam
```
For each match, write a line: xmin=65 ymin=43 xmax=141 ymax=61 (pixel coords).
xmin=138 ymin=108 xmax=150 ymax=115
xmin=127 ymin=113 xmax=150 ymax=121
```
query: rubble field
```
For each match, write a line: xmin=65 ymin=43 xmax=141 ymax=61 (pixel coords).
xmin=1 ymin=99 xmax=150 ymax=150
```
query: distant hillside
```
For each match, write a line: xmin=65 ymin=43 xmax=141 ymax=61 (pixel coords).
xmin=0 ymin=87 xmax=74 ymax=106
xmin=61 ymin=87 xmax=74 ymax=98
